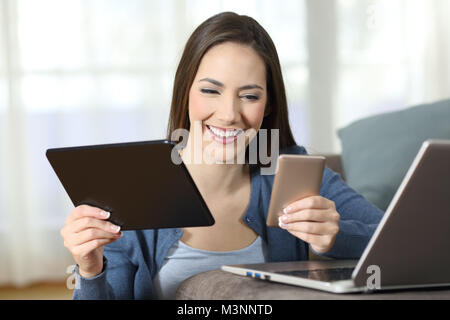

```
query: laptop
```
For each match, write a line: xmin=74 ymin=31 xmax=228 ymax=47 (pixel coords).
xmin=222 ymin=140 xmax=450 ymax=293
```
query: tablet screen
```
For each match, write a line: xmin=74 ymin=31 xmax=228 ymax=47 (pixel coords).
xmin=46 ymin=140 xmax=215 ymax=230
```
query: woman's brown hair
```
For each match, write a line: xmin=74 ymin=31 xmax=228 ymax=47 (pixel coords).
xmin=166 ymin=12 xmax=296 ymax=163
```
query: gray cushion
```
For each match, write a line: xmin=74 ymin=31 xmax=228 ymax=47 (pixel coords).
xmin=338 ymin=99 xmax=450 ymax=211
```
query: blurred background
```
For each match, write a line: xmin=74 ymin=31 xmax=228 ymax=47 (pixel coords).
xmin=0 ymin=0 xmax=449 ymax=299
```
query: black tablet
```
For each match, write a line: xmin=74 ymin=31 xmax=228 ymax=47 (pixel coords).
xmin=46 ymin=140 xmax=215 ymax=230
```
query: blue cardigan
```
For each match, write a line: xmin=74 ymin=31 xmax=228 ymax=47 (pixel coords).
xmin=73 ymin=145 xmax=384 ymax=299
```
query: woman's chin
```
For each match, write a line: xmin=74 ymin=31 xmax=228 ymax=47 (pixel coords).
xmin=203 ymin=140 xmax=247 ymax=164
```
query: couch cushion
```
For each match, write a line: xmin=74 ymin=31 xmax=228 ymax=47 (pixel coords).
xmin=338 ymin=99 xmax=450 ymax=211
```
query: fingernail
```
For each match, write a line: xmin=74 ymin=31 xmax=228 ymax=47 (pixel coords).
xmin=283 ymin=207 xmax=290 ymax=214
xmin=280 ymin=215 xmax=288 ymax=223
xmin=278 ymin=217 xmax=288 ymax=229
xmin=110 ymin=224 xmax=121 ymax=232
xmin=100 ymin=211 xmax=110 ymax=219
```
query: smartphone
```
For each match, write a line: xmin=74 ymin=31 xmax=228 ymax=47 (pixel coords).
xmin=266 ymin=154 xmax=325 ymax=227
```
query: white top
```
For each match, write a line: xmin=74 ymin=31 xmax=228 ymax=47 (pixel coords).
xmin=153 ymin=236 xmax=268 ymax=300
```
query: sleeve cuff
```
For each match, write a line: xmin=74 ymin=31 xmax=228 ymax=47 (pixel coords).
xmin=73 ymin=256 xmax=108 ymax=280
xmin=72 ymin=257 xmax=111 ymax=299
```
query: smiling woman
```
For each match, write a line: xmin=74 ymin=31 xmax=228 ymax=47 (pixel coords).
xmin=1 ymin=0 xmax=448 ymax=295
xmin=62 ymin=11 xmax=385 ymax=300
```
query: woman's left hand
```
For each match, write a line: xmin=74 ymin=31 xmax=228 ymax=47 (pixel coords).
xmin=278 ymin=195 xmax=340 ymax=254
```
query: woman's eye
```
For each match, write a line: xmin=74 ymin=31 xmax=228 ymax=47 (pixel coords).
xmin=241 ymin=94 xmax=259 ymax=101
xmin=200 ymin=88 xmax=219 ymax=94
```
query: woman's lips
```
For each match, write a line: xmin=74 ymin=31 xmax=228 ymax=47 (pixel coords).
xmin=206 ymin=124 xmax=243 ymax=145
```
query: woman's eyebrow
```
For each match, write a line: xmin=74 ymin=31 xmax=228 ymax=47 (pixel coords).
xmin=199 ymin=78 xmax=224 ymax=87
xmin=238 ymin=84 xmax=264 ymax=91
xmin=199 ymin=78 xmax=264 ymax=91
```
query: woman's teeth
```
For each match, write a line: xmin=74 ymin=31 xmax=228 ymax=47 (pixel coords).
xmin=208 ymin=125 xmax=242 ymax=138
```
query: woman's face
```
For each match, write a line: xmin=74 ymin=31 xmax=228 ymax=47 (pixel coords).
xmin=187 ymin=42 xmax=267 ymax=164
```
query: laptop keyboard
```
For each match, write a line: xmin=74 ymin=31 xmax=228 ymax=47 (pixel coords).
xmin=277 ymin=267 xmax=355 ymax=282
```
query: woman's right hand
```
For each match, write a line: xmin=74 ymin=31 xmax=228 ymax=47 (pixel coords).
xmin=60 ymin=204 xmax=122 ymax=278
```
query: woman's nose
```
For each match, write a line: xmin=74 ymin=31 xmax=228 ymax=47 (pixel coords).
xmin=216 ymin=96 xmax=240 ymax=124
